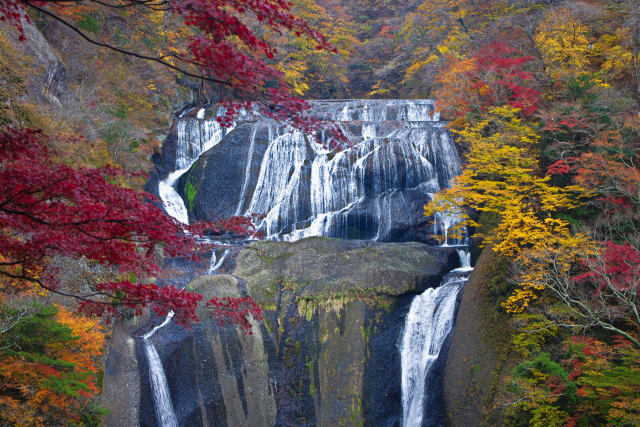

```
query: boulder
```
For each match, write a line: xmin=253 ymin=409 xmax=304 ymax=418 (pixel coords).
xmin=177 ymin=122 xmax=272 ymax=220
xmin=235 ymin=237 xmax=455 ymax=305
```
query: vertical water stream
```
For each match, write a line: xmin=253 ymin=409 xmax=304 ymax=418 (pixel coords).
xmin=400 ymin=268 xmax=471 ymax=427
xmin=400 ymin=243 xmax=473 ymax=426
xmin=144 ymin=109 xmax=230 ymax=426
xmin=142 ymin=314 xmax=178 ymax=427
xmin=149 ymin=100 xmax=468 ymax=425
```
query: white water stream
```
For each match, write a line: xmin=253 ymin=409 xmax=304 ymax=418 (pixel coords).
xmin=400 ymin=244 xmax=473 ymax=427
xmin=158 ymin=168 xmax=191 ymax=225
xmin=144 ymin=109 xmax=232 ymax=426
xmin=148 ymin=100 xmax=468 ymax=426
xmin=142 ymin=313 xmax=178 ymax=427
xmin=158 ymin=109 xmax=232 ymax=225
xmin=400 ymin=268 xmax=470 ymax=427
xmin=142 ymin=244 xmax=229 ymax=427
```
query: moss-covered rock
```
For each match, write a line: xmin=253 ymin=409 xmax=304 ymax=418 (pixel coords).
xmin=149 ymin=237 xmax=457 ymax=426
xmin=235 ymin=237 xmax=455 ymax=311
xmin=162 ymin=274 xmax=277 ymax=427
xmin=185 ymin=274 xmax=240 ymax=314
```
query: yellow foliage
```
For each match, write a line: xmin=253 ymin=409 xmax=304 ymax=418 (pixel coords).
xmin=493 ymin=208 xmax=570 ymax=258
xmin=504 ymin=233 xmax=595 ymax=313
xmin=534 ymin=8 xmax=591 ymax=79
xmin=368 ymin=80 xmax=391 ymax=97
xmin=426 ymin=106 xmax=582 ymax=247
xmin=425 ymin=105 xmax=588 ymax=310
xmin=595 ymin=27 xmax=639 ymax=84
xmin=278 ymin=60 xmax=310 ymax=96
xmin=268 ymin=0 xmax=359 ymax=97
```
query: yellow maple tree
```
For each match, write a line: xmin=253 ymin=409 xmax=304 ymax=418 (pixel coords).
xmin=425 ymin=105 xmax=587 ymax=309
xmin=534 ymin=7 xmax=591 ymax=81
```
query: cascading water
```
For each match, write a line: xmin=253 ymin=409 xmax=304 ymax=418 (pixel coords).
xmin=400 ymin=270 xmax=470 ymax=427
xmin=249 ymin=106 xmax=460 ymax=240
xmin=158 ymin=108 xmax=231 ymax=224
xmin=151 ymin=99 xmax=470 ymax=426
xmin=207 ymin=248 xmax=231 ymax=274
xmin=456 ymin=248 xmax=472 ymax=271
xmin=399 ymin=226 xmax=473 ymax=427
xmin=144 ymin=109 xmax=232 ymax=426
xmin=142 ymin=247 xmax=229 ymax=427
xmin=174 ymin=100 xmax=462 ymax=242
xmin=158 ymin=169 xmax=191 ymax=224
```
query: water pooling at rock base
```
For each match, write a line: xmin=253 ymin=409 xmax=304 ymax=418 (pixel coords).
xmin=106 ymin=99 xmax=473 ymax=426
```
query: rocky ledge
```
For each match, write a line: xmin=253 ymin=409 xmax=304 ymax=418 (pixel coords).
xmin=103 ymin=237 xmax=459 ymax=426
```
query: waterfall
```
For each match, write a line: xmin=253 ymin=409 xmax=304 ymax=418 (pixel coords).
xmin=170 ymin=100 xmax=462 ymax=242
xmin=141 ymin=243 xmax=230 ymax=427
xmin=162 ymin=100 xmax=468 ymax=243
xmin=235 ymin=124 xmax=265 ymax=215
xmin=154 ymin=99 xmax=469 ymax=425
xmin=241 ymin=100 xmax=461 ymax=240
xmin=144 ymin=109 xmax=234 ymax=426
xmin=159 ymin=168 xmax=191 ymax=224
xmin=158 ymin=110 xmax=231 ymax=225
xmin=208 ymin=248 xmax=231 ymax=274
xmin=143 ymin=313 xmax=178 ymax=427
xmin=433 ymin=211 xmax=461 ymax=247
xmin=456 ymin=248 xmax=472 ymax=271
xmin=401 ymin=271 xmax=470 ymax=427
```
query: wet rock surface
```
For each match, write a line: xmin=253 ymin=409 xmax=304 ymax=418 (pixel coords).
xmin=152 ymin=100 xmax=461 ymax=243
xmin=177 ymin=122 xmax=272 ymax=220
xmin=138 ymin=238 xmax=456 ymax=426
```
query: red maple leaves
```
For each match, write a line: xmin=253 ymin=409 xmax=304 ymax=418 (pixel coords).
xmin=0 ymin=0 xmax=30 ymax=40
xmin=0 ymin=128 xmax=260 ymax=328
xmin=0 ymin=0 xmax=341 ymax=329
xmin=0 ymin=0 xmax=338 ymax=134
xmin=573 ymin=241 xmax=640 ymax=296
xmin=435 ymin=42 xmax=540 ymax=123
xmin=473 ymin=43 xmax=540 ymax=116
xmin=207 ymin=296 xmax=263 ymax=334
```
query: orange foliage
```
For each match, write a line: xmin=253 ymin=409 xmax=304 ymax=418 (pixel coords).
xmin=0 ymin=304 xmax=104 ymax=426
xmin=54 ymin=305 xmax=104 ymax=378
xmin=575 ymin=129 xmax=640 ymax=203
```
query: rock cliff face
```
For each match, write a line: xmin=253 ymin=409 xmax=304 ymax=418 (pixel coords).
xmin=102 ymin=312 xmax=148 ymax=427
xmin=1 ymin=20 xmax=68 ymax=106
xmin=443 ymin=245 xmax=512 ymax=426
xmin=103 ymin=99 xmax=472 ymax=426
xmin=129 ymin=238 xmax=457 ymax=426
xmin=155 ymin=100 xmax=462 ymax=244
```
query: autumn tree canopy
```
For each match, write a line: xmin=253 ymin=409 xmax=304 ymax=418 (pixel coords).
xmin=0 ymin=0 xmax=336 ymax=129
xmin=419 ymin=1 xmax=640 ymax=423
xmin=0 ymin=0 xmax=342 ymax=316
